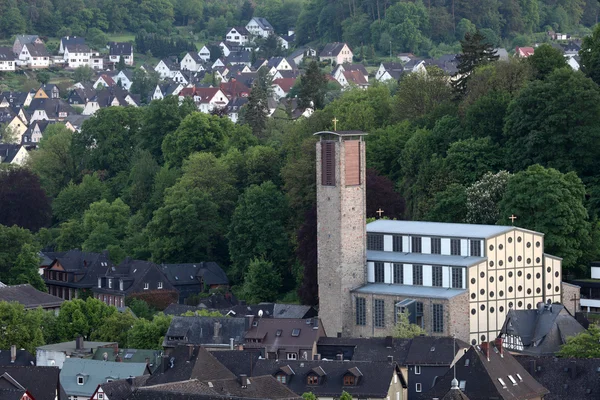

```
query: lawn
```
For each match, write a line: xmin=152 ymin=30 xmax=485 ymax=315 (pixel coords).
xmin=107 ymin=33 xmax=136 ymax=43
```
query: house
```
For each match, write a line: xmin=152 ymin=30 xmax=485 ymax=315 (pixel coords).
xmin=562 ymin=41 xmax=581 ymax=56
xmin=93 ymin=74 xmax=116 ymax=88
xmin=376 ymin=62 xmax=404 ymax=82
xmin=333 ymin=63 xmax=368 ymax=83
xmin=265 ymin=56 xmax=293 ymax=73
xmin=426 ymin=54 xmax=458 ymax=76
xmin=319 ymin=42 xmax=353 ymax=65
xmin=63 ymin=44 xmax=92 ymax=68
xmin=244 ymin=317 xmax=325 ymax=360
xmin=171 ymin=70 xmax=190 ymax=85
xmin=163 ymin=316 xmax=246 ymax=349
xmin=160 ymin=262 xmax=229 ymax=304
xmin=28 ymin=98 xmax=75 ymax=121
xmin=12 ymin=35 xmax=43 ymax=56
xmin=67 ymin=85 xmax=96 ymax=105
xmin=0 ymin=345 xmax=35 ymax=366
xmin=0 ymin=144 xmax=29 ymax=165
xmin=0 ymin=91 xmax=33 ymax=108
xmin=198 ymin=46 xmax=211 ymax=62
xmin=0 ymin=47 xmax=16 ymax=71
xmin=109 ymin=42 xmax=134 ymax=65
xmin=289 ymin=47 xmax=317 ymax=65
xmin=60 ymin=358 xmax=149 ymax=400
xmin=220 ymin=79 xmax=250 ymax=99
xmin=36 ymin=337 xmax=118 ymax=368
xmin=279 ymin=33 xmax=295 ymax=50
xmin=90 ymin=53 xmax=104 ymax=70
xmin=516 ymin=356 xmax=600 ymax=400
xmin=92 ymin=257 xmax=177 ymax=308
xmin=272 ymin=78 xmax=296 ymax=100
xmin=499 ymin=303 xmax=584 ymax=355
xmin=566 ymin=56 xmax=580 ymax=71
xmin=22 ymin=120 xmax=57 ymax=144
xmin=0 ymin=108 xmax=27 ymax=142
xmin=403 ymin=58 xmax=427 ymax=74
xmin=227 ymin=96 xmax=248 ymax=123
xmin=226 ymin=27 xmax=250 ymax=45
xmin=569 ymin=261 xmax=600 ymax=312
xmin=0 ymin=284 xmax=64 ymax=312
xmin=180 ymin=52 xmax=205 ymax=72
xmin=515 ymin=46 xmax=535 ymax=58
xmin=211 ymin=57 xmax=226 ymax=69
xmin=82 ymin=86 xmax=139 ymax=116
xmin=151 ymin=82 xmax=184 ymax=101
xmin=421 ymin=341 xmax=548 ymax=400
xmin=224 ymin=303 xmax=317 ymax=320
xmin=178 ymin=87 xmax=229 ymax=113
xmin=246 ymin=17 xmax=275 ymax=38
xmin=0 ymin=365 xmax=65 ymax=400
xmin=59 ymin=36 xmax=86 ymax=54
xmin=90 ymin=376 xmax=150 ymax=400
xmin=336 ymin=69 xmax=368 ymax=89
xmin=495 ymin=48 xmax=509 ymax=61
xmin=18 ymin=43 xmax=50 ymax=69
xmin=64 ymin=114 xmax=92 ymax=132
xmin=226 ymin=50 xmax=252 ymax=66
xmin=405 ymin=336 xmax=469 ymax=399
xmin=91 ymin=348 xmax=163 ymax=372
xmin=273 ymin=69 xmax=300 ymax=80
xmin=113 ymin=69 xmax=134 ymax=90
xmin=36 ymin=84 xmax=61 ymax=99
xmin=154 ymin=58 xmax=179 ymax=79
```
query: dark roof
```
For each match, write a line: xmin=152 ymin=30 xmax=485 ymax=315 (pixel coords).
xmin=0 ymin=389 xmax=28 ymax=400
xmin=46 ymin=249 xmax=112 ymax=289
xmin=0 ymin=349 xmax=35 ymax=367
xmin=204 ymin=375 xmax=300 ymax=399
xmin=99 ymin=376 xmax=150 ymax=400
xmin=441 ymin=387 xmax=471 ymax=400
xmin=381 ymin=62 xmax=404 ymax=80
xmin=320 ymin=43 xmax=349 ymax=57
xmin=0 ymin=47 xmax=15 ymax=61
xmin=515 ymin=355 xmax=600 ymax=400
xmin=0 ymin=144 xmax=24 ymax=164
xmin=227 ymin=51 xmax=251 ymax=64
xmin=210 ymin=351 xmax=261 ymax=377
xmin=0 ymin=366 xmax=64 ymax=400
xmin=27 ymin=98 xmax=75 ymax=117
xmin=405 ymin=336 xmax=469 ymax=366
xmin=317 ymin=336 xmax=411 ymax=364
xmin=249 ymin=17 xmax=274 ymax=31
xmin=252 ymin=359 xmax=402 ymax=398
xmin=230 ymin=26 xmax=249 ymax=35
xmin=110 ymin=42 xmax=133 ymax=56
xmin=161 ymin=262 xmax=229 ymax=286
xmin=61 ymin=36 xmax=86 ymax=47
xmin=65 ymin=43 xmax=91 ymax=53
xmin=0 ymin=284 xmax=64 ymax=309
xmin=421 ymin=344 xmax=549 ymax=400
xmin=244 ymin=318 xmax=324 ymax=351
xmin=499 ymin=304 xmax=585 ymax=355
xmin=163 ymin=317 xmax=246 ymax=347
xmin=163 ymin=304 xmax=201 ymax=316
xmin=25 ymin=43 xmax=49 ymax=57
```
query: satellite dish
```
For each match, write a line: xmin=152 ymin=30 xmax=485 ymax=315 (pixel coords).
xmin=258 ymin=310 xmax=264 ymax=318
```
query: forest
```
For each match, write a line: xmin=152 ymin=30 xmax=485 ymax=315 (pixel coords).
xmin=0 ymin=0 xmax=599 ymax=57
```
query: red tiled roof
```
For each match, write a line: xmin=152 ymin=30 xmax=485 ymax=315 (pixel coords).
xmin=272 ymin=78 xmax=296 ymax=93
xmin=342 ymin=70 xmax=367 ymax=85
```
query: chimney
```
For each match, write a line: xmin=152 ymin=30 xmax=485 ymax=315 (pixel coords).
xmin=75 ymin=336 xmax=84 ymax=350
xmin=529 ymin=359 xmax=537 ymax=375
xmin=113 ymin=344 xmax=119 ymax=355
xmin=336 ymin=354 xmax=343 ymax=361
xmin=10 ymin=345 xmax=16 ymax=363
xmin=245 ymin=315 xmax=255 ymax=330
xmin=495 ymin=338 xmax=503 ymax=357
xmin=313 ymin=354 xmax=321 ymax=361
xmin=230 ymin=338 xmax=234 ymax=350
xmin=480 ymin=342 xmax=490 ymax=361
xmin=115 ymin=354 xmax=122 ymax=362
xmin=239 ymin=374 xmax=248 ymax=388
xmin=570 ymin=361 xmax=577 ymax=379
xmin=126 ymin=377 xmax=133 ymax=385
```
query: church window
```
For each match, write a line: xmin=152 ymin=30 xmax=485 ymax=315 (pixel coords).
xmin=432 ymin=266 xmax=442 ymax=287
xmin=393 ymin=263 xmax=403 ymax=284
xmin=432 ymin=304 xmax=444 ymax=333
xmin=431 ymin=238 xmax=441 ymax=254
xmin=470 ymin=240 xmax=481 ymax=256
xmin=374 ymin=262 xmax=384 ymax=283
xmin=356 ymin=297 xmax=366 ymax=325
xmin=451 ymin=267 xmax=463 ymax=288
xmin=413 ymin=265 xmax=423 ymax=285
xmin=451 ymin=239 xmax=461 ymax=255
xmin=321 ymin=141 xmax=336 ymax=186
xmin=393 ymin=235 xmax=402 ymax=252
xmin=416 ymin=302 xmax=424 ymax=328
xmin=411 ymin=237 xmax=422 ymax=253
xmin=374 ymin=299 xmax=385 ymax=328
xmin=367 ymin=234 xmax=383 ymax=251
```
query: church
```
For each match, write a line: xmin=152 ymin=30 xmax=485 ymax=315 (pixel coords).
xmin=315 ymin=129 xmax=576 ymax=345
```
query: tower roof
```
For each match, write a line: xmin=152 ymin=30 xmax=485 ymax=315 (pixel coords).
xmin=313 ymin=130 xmax=367 ymax=136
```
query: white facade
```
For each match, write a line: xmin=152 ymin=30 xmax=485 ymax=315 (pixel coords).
xmin=246 ymin=17 xmax=273 ymax=38
xmin=18 ymin=44 xmax=50 ymax=69
xmin=180 ymin=53 xmax=202 ymax=72
xmin=114 ymin=71 xmax=133 ymax=90
xmin=226 ymin=28 xmax=249 ymax=45
xmin=198 ymin=46 xmax=211 ymax=62
xmin=0 ymin=58 xmax=15 ymax=71
xmin=63 ymin=47 xmax=91 ymax=68
xmin=155 ymin=60 xmax=176 ymax=79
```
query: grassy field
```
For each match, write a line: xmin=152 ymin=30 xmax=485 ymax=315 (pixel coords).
xmin=107 ymin=33 xmax=136 ymax=43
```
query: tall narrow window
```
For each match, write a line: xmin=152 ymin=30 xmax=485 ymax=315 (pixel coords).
xmin=321 ymin=141 xmax=336 ymax=186
xmin=374 ymin=262 xmax=384 ymax=283
xmin=356 ymin=297 xmax=366 ymax=325
xmin=432 ymin=266 xmax=442 ymax=287
xmin=451 ymin=239 xmax=461 ymax=255
xmin=470 ymin=240 xmax=481 ymax=257
xmin=374 ymin=299 xmax=385 ymax=328
xmin=433 ymin=304 xmax=444 ymax=333
xmin=367 ymin=233 xmax=384 ymax=251
xmin=413 ymin=265 xmax=423 ymax=285
xmin=345 ymin=140 xmax=360 ymax=185
xmin=451 ymin=267 xmax=463 ymax=289
xmin=393 ymin=263 xmax=403 ymax=284
xmin=393 ymin=235 xmax=402 ymax=252
xmin=412 ymin=237 xmax=422 ymax=253
xmin=431 ymin=238 xmax=441 ymax=254
xmin=416 ymin=302 xmax=424 ymax=328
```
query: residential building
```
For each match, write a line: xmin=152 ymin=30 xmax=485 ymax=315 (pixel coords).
xmin=160 ymin=262 xmax=229 ymax=304
xmin=162 ymin=316 xmax=246 ymax=349
xmin=59 ymin=36 xmax=86 ymax=54
xmin=12 ymin=35 xmax=43 ymax=56
xmin=0 ymin=365 xmax=65 ymax=400
xmin=220 ymin=79 xmax=250 ymax=99
xmin=0 ymin=47 xmax=16 ymax=71
xmin=180 ymin=52 xmax=205 ymax=72
xmin=18 ymin=43 xmax=50 ymax=69
xmin=63 ymin=44 xmax=92 ymax=68
xmin=60 ymin=358 xmax=149 ymax=400
xmin=499 ymin=303 xmax=584 ymax=355
xmin=22 ymin=120 xmax=57 ymax=144
xmin=113 ymin=69 xmax=134 ymax=90
xmin=403 ymin=58 xmax=427 ymax=74
xmin=90 ymin=376 xmax=150 ymax=400
xmin=289 ymin=47 xmax=317 ymax=65
xmin=0 ymin=284 xmax=64 ymax=312
xmin=0 ymin=143 xmax=29 ymax=165
xmin=570 ymin=261 xmax=600 ymax=312
xmin=319 ymin=43 xmax=353 ymax=65
xmin=272 ymin=78 xmax=296 ymax=100
xmin=227 ymin=96 xmax=248 ymax=123
xmin=376 ymin=62 xmax=404 ymax=82
xmin=154 ymin=58 xmax=179 ymax=79
xmin=109 ymin=42 xmax=134 ymax=66
xmin=246 ymin=17 xmax=274 ymax=38
xmin=82 ymin=86 xmax=139 ymax=116
xmin=27 ymin=98 xmax=75 ymax=121
xmin=0 ymin=108 xmax=27 ymax=141
xmin=178 ymin=87 xmax=229 ymax=113
xmin=0 ymin=346 xmax=35 ymax=366
xmin=67 ymin=85 xmax=96 ymax=105
xmin=36 ymin=84 xmax=60 ymax=99
xmin=93 ymin=74 xmax=116 ymax=88
xmin=36 ymin=337 xmax=118 ymax=368
xmin=515 ymin=46 xmax=535 ymax=58
xmin=151 ymin=82 xmax=184 ymax=101
xmin=226 ymin=27 xmax=250 ymax=45
xmin=198 ymin=46 xmax=211 ymax=62
xmin=91 ymin=348 xmax=163 ymax=372
xmin=421 ymin=341 xmax=548 ymax=400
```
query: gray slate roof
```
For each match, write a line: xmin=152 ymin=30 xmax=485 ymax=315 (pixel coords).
xmin=405 ymin=336 xmax=469 ymax=365
xmin=320 ymin=42 xmax=348 ymax=57
xmin=0 ymin=47 xmax=15 ymax=61
xmin=0 ymin=349 xmax=35 ymax=366
xmin=367 ymin=220 xmax=528 ymax=239
xmin=249 ymin=17 xmax=274 ymax=31
xmin=0 ymin=365 xmax=66 ymax=400
xmin=0 ymin=144 xmax=24 ymax=164
xmin=367 ymin=250 xmax=485 ymax=267
xmin=0 ymin=284 xmax=64 ymax=309
xmin=353 ymin=283 xmax=466 ymax=299
xmin=163 ymin=316 xmax=246 ymax=347
xmin=160 ymin=262 xmax=228 ymax=286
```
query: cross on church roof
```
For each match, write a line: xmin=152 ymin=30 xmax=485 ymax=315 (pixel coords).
xmin=332 ymin=117 xmax=338 ymax=131
xmin=509 ymin=214 xmax=517 ymax=225
xmin=376 ymin=208 xmax=384 ymax=218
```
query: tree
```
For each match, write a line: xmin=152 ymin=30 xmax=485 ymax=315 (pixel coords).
xmin=37 ymin=71 xmax=50 ymax=85
xmin=366 ymin=169 xmax=405 ymax=219
xmin=91 ymin=309 xmax=137 ymax=347
xmin=55 ymin=298 xmax=116 ymax=340
xmin=73 ymin=65 xmax=94 ymax=83
xmin=298 ymin=62 xmax=328 ymax=110
xmin=127 ymin=313 xmax=172 ymax=349
xmin=580 ymin=23 xmax=600 ymax=85
xmin=394 ymin=311 xmax=426 ymax=339
xmin=528 ymin=44 xmax=568 ymax=80
xmin=558 ymin=325 xmax=600 ymax=358
xmin=296 ymin=207 xmax=317 ymax=305
xmin=82 ymin=198 xmax=130 ymax=256
xmin=10 ymin=243 xmax=46 ymax=291
xmin=228 ymin=181 xmax=291 ymax=284
xmin=0 ymin=168 xmax=51 ymax=231
xmin=125 ymin=298 xmax=156 ymax=320
xmin=444 ymin=137 xmax=502 ymax=185
xmin=498 ymin=165 xmax=591 ymax=272
xmin=466 ymin=171 xmax=511 ymax=224
xmin=117 ymin=55 xmax=126 ymax=71
xmin=339 ymin=391 xmax=353 ymax=400
xmin=427 ymin=184 xmax=468 ymax=223
xmin=52 ymin=173 xmax=107 ymax=223
xmin=0 ymin=225 xmax=33 ymax=284
xmin=453 ymin=29 xmax=499 ymax=95
xmin=0 ymin=302 xmax=45 ymax=353
xmin=242 ymin=257 xmax=282 ymax=303
xmin=130 ymin=68 xmax=160 ymax=104
xmin=256 ymin=34 xmax=284 ymax=59
xmin=86 ymin=28 xmax=109 ymax=50
xmin=243 ymin=69 xmax=272 ymax=136
xmin=384 ymin=1 xmax=430 ymax=53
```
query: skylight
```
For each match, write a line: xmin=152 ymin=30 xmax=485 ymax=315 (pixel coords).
xmin=508 ymin=375 xmax=517 ymax=385
xmin=459 ymin=381 xmax=466 ymax=390
xmin=498 ymin=378 xmax=507 ymax=388
xmin=464 ymin=359 xmax=470 ymax=367
xmin=124 ymin=353 xmax=134 ymax=359
xmin=516 ymin=373 xmax=523 ymax=381
xmin=276 ymin=329 xmax=282 ymax=337
xmin=292 ymin=329 xmax=301 ymax=337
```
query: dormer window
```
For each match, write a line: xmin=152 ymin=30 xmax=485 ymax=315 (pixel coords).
xmin=158 ymin=282 xmax=163 ymax=289
xmin=144 ymin=283 xmax=149 ymax=290
xmin=343 ymin=375 xmax=355 ymax=386
xmin=307 ymin=375 xmax=318 ymax=385
xmin=276 ymin=373 xmax=287 ymax=384
xmin=108 ymin=279 xmax=112 ymax=288
xmin=287 ymin=353 xmax=297 ymax=360
xmin=77 ymin=375 xmax=84 ymax=385
xmin=119 ymin=280 xmax=123 ymax=291
xmin=291 ymin=329 xmax=301 ymax=337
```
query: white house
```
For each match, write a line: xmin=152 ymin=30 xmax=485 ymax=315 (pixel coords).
xmin=0 ymin=47 xmax=15 ymax=71
xmin=59 ymin=36 xmax=86 ymax=54
xmin=155 ymin=59 xmax=178 ymax=79
xmin=114 ymin=70 xmax=134 ymax=90
xmin=226 ymin=27 xmax=250 ymax=45
xmin=18 ymin=43 xmax=50 ymax=69
xmin=375 ymin=62 xmax=404 ymax=82
xmin=178 ymin=87 xmax=229 ymax=113
xmin=198 ymin=46 xmax=211 ymax=62
xmin=0 ymin=144 xmax=29 ymax=166
xmin=109 ymin=42 xmax=134 ymax=66
xmin=93 ymin=74 xmax=116 ymax=88
xmin=180 ymin=52 xmax=204 ymax=72
xmin=246 ymin=17 xmax=274 ymax=38
xmin=63 ymin=44 xmax=92 ymax=68
xmin=319 ymin=42 xmax=353 ymax=65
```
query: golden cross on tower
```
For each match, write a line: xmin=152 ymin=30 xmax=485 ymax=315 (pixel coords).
xmin=332 ymin=117 xmax=338 ymax=131
xmin=376 ymin=208 xmax=384 ymax=218
xmin=509 ymin=214 xmax=517 ymax=225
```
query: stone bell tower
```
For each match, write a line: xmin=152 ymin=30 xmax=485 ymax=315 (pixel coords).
xmin=315 ymin=129 xmax=367 ymax=337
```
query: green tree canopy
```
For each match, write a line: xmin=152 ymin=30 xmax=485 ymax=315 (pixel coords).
xmin=528 ymin=43 xmax=568 ymax=80
xmin=579 ymin=22 xmax=600 ymax=85
xmin=394 ymin=311 xmax=426 ymax=339
xmin=298 ymin=61 xmax=328 ymax=110
xmin=242 ymin=257 xmax=282 ymax=303
xmin=558 ymin=325 xmax=600 ymax=358
xmin=52 ymin=173 xmax=108 ymax=223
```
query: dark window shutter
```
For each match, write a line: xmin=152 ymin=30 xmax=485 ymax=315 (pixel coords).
xmin=321 ymin=141 xmax=336 ymax=186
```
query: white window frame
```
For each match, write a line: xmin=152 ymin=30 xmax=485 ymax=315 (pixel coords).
xmin=77 ymin=376 xmax=84 ymax=385
xmin=415 ymin=365 xmax=421 ymax=375
xmin=158 ymin=282 xmax=163 ymax=289
xmin=415 ymin=383 xmax=422 ymax=392
xmin=144 ymin=283 xmax=149 ymax=290
xmin=287 ymin=353 xmax=297 ymax=360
